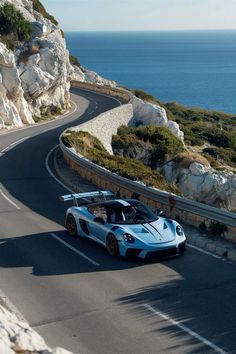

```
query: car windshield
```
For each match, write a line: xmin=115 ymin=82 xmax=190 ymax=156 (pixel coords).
xmin=107 ymin=204 xmax=158 ymax=224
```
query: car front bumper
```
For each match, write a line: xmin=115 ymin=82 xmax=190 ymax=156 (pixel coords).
xmin=124 ymin=241 xmax=186 ymax=260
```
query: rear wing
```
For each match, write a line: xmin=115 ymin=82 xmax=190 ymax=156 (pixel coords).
xmin=60 ymin=190 xmax=115 ymax=205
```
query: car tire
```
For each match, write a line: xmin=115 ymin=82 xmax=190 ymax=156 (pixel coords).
xmin=106 ymin=233 xmax=119 ymax=256
xmin=66 ymin=214 xmax=77 ymax=237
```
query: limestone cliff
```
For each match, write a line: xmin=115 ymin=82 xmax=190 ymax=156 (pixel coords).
xmin=0 ymin=0 xmax=72 ymax=128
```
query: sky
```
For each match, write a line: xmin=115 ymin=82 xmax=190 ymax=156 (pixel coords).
xmin=41 ymin=0 xmax=236 ymax=32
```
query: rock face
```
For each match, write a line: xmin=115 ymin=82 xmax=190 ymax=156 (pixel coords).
xmin=0 ymin=305 xmax=73 ymax=354
xmin=71 ymin=65 xmax=117 ymax=88
xmin=162 ymin=160 xmax=236 ymax=209
xmin=72 ymin=66 xmax=184 ymax=141
xmin=0 ymin=43 xmax=33 ymax=127
xmin=130 ymin=96 xmax=184 ymax=141
xmin=0 ymin=0 xmax=72 ymax=128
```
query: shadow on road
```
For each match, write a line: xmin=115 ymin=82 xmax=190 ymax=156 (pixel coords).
xmin=0 ymin=230 xmax=146 ymax=276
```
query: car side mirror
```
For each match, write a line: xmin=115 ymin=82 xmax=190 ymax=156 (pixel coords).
xmin=94 ymin=217 xmax=105 ymax=225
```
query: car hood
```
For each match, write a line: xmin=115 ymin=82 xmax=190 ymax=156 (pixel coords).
xmin=125 ymin=218 xmax=175 ymax=244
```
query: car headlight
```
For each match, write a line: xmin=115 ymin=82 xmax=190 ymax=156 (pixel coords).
xmin=123 ymin=233 xmax=135 ymax=243
xmin=176 ymin=225 xmax=183 ymax=236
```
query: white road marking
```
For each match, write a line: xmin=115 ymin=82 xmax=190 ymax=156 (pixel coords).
xmin=45 ymin=145 xmax=74 ymax=193
xmin=187 ymin=243 xmax=222 ymax=260
xmin=1 ymin=136 xmax=29 ymax=153
xmin=88 ymin=110 xmax=95 ymax=115
xmin=0 ymin=188 xmax=21 ymax=210
xmin=144 ymin=304 xmax=228 ymax=354
xmin=50 ymin=233 xmax=100 ymax=266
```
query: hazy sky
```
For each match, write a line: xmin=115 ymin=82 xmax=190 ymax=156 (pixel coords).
xmin=41 ymin=0 xmax=236 ymax=31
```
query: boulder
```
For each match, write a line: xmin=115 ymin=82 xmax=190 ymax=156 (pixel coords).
xmin=162 ymin=160 xmax=236 ymax=209
xmin=130 ymin=95 xmax=184 ymax=142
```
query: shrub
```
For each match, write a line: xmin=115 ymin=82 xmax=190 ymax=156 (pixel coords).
xmin=203 ymin=147 xmax=236 ymax=168
xmin=0 ymin=3 xmax=32 ymax=42
xmin=69 ymin=55 xmax=82 ymax=68
xmin=31 ymin=0 xmax=58 ymax=25
xmin=165 ymin=101 xmax=236 ymax=149
xmin=133 ymin=89 xmax=156 ymax=102
xmin=114 ymin=125 xmax=183 ymax=166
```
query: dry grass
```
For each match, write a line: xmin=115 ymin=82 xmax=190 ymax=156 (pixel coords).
xmin=175 ymin=151 xmax=210 ymax=169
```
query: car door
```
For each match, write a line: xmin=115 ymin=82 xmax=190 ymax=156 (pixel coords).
xmin=87 ymin=205 xmax=108 ymax=244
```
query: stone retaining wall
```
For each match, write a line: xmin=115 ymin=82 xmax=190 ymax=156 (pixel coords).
xmin=72 ymin=104 xmax=133 ymax=153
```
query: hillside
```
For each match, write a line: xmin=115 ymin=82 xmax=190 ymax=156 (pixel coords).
xmin=0 ymin=0 xmax=72 ymax=128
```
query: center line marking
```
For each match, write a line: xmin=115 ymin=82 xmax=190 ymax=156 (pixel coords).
xmin=50 ymin=233 xmax=100 ymax=266
xmin=144 ymin=304 xmax=228 ymax=354
xmin=0 ymin=189 xmax=21 ymax=210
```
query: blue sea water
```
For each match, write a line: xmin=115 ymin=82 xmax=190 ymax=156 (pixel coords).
xmin=65 ymin=30 xmax=236 ymax=114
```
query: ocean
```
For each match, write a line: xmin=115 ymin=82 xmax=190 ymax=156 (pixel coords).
xmin=65 ymin=30 xmax=236 ymax=114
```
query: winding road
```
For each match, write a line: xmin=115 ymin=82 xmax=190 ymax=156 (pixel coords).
xmin=0 ymin=87 xmax=236 ymax=354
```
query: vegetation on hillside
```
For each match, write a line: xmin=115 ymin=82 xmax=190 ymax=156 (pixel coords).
xmin=33 ymin=106 xmax=62 ymax=122
xmin=69 ymin=55 xmax=82 ymax=69
xmin=165 ymin=102 xmax=236 ymax=168
xmin=112 ymin=125 xmax=184 ymax=167
xmin=132 ymin=89 xmax=236 ymax=169
xmin=31 ymin=0 xmax=58 ymax=25
xmin=0 ymin=3 xmax=32 ymax=49
xmin=62 ymin=130 xmax=180 ymax=194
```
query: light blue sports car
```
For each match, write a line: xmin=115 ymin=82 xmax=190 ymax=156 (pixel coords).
xmin=61 ymin=191 xmax=186 ymax=260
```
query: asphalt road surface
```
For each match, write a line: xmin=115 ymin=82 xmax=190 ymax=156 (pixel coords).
xmin=0 ymin=87 xmax=236 ymax=354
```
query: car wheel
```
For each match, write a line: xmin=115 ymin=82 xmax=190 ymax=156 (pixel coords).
xmin=106 ymin=234 xmax=119 ymax=256
xmin=66 ymin=214 xmax=77 ymax=237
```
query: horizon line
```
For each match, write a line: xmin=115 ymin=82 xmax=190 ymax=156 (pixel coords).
xmin=64 ymin=28 xmax=236 ymax=33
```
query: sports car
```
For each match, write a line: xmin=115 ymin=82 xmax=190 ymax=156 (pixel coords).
xmin=61 ymin=190 xmax=186 ymax=260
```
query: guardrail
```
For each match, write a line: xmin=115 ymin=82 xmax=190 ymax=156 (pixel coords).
xmin=71 ymin=81 xmax=133 ymax=104
xmin=60 ymin=138 xmax=236 ymax=229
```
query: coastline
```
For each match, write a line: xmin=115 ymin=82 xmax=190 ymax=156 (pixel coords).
xmin=65 ymin=30 xmax=236 ymax=115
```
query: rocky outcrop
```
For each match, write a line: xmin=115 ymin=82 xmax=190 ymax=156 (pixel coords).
xmin=0 ymin=305 xmax=73 ymax=354
xmin=162 ymin=160 xmax=236 ymax=209
xmin=0 ymin=0 xmax=72 ymax=128
xmin=71 ymin=65 xmax=117 ymax=88
xmin=130 ymin=96 xmax=184 ymax=141
xmin=72 ymin=65 xmax=184 ymax=141
xmin=0 ymin=43 xmax=33 ymax=127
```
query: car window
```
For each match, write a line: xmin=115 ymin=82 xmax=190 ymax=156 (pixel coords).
xmin=107 ymin=204 xmax=157 ymax=224
xmin=88 ymin=205 xmax=108 ymax=222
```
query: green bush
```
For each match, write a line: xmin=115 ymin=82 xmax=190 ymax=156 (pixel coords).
xmin=0 ymin=3 xmax=32 ymax=42
xmin=69 ymin=55 xmax=82 ymax=68
xmin=113 ymin=125 xmax=183 ymax=166
xmin=165 ymin=102 xmax=236 ymax=149
xmin=203 ymin=147 xmax=236 ymax=168
xmin=31 ymin=0 xmax=58 ymax=25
